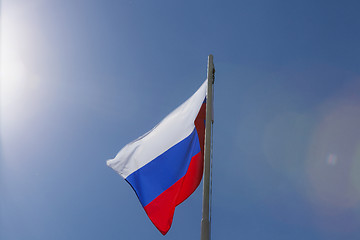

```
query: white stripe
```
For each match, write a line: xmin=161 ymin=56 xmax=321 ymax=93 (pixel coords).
xmin=107 ymin=80 xmax=208 ymax=178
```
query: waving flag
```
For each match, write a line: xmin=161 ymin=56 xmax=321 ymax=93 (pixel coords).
xmin=107 ymin=80 xmax=207 ymax=235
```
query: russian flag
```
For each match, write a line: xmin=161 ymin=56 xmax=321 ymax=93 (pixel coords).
xmin=107 ymin=80 xmax=207 ymax=235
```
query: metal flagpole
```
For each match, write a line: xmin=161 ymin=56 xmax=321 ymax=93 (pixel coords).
xmin=201 ymin=54 xmax=214 ymax=240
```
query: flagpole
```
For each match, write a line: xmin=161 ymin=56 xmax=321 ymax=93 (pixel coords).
xmin=201 ymin=54 xmax=214 ymax=240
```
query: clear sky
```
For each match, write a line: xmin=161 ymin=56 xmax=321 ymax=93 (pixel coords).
xmin=1 ymin=0 xmax=360 ymax=239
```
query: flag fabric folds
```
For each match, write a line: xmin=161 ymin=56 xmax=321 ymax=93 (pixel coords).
xmin=107 ymin=80 xmax=207 ymax=235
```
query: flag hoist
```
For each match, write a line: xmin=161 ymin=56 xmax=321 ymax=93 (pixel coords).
xmin=107 ymin=55 xmax=214 ymax=239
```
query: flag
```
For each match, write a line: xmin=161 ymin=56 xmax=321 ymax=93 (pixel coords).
xmin=107 ymin=80 xmax=207 ymax=235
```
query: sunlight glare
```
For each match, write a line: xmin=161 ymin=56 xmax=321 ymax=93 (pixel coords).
xmin=0 ymin=7 xmax=28 ymax=111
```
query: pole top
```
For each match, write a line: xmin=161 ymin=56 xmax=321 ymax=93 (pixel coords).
xmin=207 ymin=54 xmax=215 ymax=83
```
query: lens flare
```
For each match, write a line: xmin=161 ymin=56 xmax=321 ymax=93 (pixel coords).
xmin=327 ymin=153 xmax=338 ymax=166
xmin=305 ymin=79 xmax=360 ymax=233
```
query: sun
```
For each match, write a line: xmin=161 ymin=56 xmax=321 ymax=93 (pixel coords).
xmin=1 ymin=48 xmax=27 ymax=109
xmin=0 ymin=4 xmax=28 ymax=111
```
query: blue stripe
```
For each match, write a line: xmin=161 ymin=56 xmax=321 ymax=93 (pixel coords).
xmin=126 ymin=128 xmax=200 ymax=207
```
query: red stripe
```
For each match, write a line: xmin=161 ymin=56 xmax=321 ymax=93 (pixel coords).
xmin=195 ymin=102 xmax=206 ymax=155
xmin=144 ymin=152 xmax=203 ymax=235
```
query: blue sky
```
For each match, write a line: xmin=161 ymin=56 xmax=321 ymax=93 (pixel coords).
xmin=1 ymin=0 xmax=360 ymax=239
